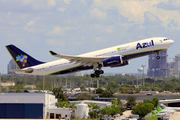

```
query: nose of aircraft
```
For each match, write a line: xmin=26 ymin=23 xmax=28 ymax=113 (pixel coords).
xmin=169 ymin=40 xmax=174 ymax=45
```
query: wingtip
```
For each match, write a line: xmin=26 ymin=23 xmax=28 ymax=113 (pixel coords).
xmin=49 ymin=51 xmax=57 ymax=55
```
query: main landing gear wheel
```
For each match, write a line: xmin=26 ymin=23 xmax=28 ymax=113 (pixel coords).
xmin=156 ymin=56 xmax=160 ymax=59
xmin=91 ymin=74 xmax=95 ymax=78
xmin=91 ymin=70 xmax=104 ymax=78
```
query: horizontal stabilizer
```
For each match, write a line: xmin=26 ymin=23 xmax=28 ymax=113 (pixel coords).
xmin=10 ymin=68 xmax=33 ymax=73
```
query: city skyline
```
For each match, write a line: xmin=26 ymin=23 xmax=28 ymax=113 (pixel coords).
xmin=0 ymin=0 xmax=180 ymax=74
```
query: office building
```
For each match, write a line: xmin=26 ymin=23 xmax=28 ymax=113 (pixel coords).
xmin=7 ymin=59 xmax=18 ymax=74
xmin=147 ymin=49 xmax=168 ymax=77
xmin=174 ymin=54 xmax=180 ymax=75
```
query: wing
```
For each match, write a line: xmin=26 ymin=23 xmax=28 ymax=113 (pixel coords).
xmin=49 ymin=51 xmax=111 ymax=66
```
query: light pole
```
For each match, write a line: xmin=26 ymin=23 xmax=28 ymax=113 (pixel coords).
xmin=142 ymin=65 xmax=146 ymax=86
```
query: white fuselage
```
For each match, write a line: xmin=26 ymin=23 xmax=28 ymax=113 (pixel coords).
xmin=20 ymin=37 xmax=174 ymax=75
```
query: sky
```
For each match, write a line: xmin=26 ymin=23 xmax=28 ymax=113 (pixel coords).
xmin=0 ymin=0 xmax=180 ymax=74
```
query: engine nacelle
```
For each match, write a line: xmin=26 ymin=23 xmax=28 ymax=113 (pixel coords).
xmin=110 ymin=60 xmax=129 ymax=68
xmin=103 ymin=56 xmax=122 ymax=67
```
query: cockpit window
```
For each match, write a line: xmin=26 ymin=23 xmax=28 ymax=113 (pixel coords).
xmin=164 ymin=38 xmax=169 ymax=41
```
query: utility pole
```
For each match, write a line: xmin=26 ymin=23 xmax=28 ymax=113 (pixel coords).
xmin=51 ymin=76 xmax=53 ymax=90
xmin=24 ymin=75 xmax=26 ymax=88
xmin=142 ymin=65 xmax=146 ymax=86
xmin=43 ymin=75 xmax=45 ymax=92
xmin=137 ymin=70 xmax=138 ymax=88
xmin=66 ymin=77 xmax=67 ymax=89
xmin=97 ymin=80 xmax=99 ymax=88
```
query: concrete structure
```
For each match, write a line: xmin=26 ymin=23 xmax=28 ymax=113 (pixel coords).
xmin=147 ymin=49 xmax=168 ymax=77
xmin=159 ymin=99 xmax=180 ymax=108
xmin=70 ymin=100 xmax=111 ymax=109
xmin=139 ymin=91 xmax=159 ymax=94
xmin=0 ymin=92 xmax=71 ymax=119
xmin=7 ymin=59 xmax=19 ymax=74
xmin=175 ymin=54 xmax=180 ymax=75
xmin=75 ymin=104 xmax=89 ymax=119
xmin=1 ymin=81 xmax=15 ymax=87
xmin=24 ymin=85 xmax=36 ymax=89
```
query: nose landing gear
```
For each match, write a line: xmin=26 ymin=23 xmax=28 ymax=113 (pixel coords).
xmin=90 ymin=69 xmax=104 ymax=78
xmin=156 ymin=52 xmax=160 ymax=59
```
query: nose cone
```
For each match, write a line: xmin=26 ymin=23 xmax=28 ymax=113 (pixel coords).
xmin=169 ymin=40 xmax=174 ymax=45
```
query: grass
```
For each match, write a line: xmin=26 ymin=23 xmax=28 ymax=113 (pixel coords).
xmin=72 ymin=119 xmax=99 ymax=120
xmin=147 ymin=116 xmax=159 ymax=120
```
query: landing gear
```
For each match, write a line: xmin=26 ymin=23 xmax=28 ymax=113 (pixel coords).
xmin=156 ymin=52 xmax=160 ymax=59
xmin=91 ymin=69 xmax=104 ymax=78
xmin=156 ymin=56 xmax=160 ymax=59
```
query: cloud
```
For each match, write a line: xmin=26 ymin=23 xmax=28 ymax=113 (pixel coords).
xmin=92 ymin=0 xmax=180 ymax=29
xmin=157 ymin=0 xmax=180 ymax=10
xmin=58 ymin=8 xmax=66 ymax=12
xmin=48 ymin=26 xmax=75 ymax=35
xmin=94 ymin=37 xmax=106 ymax=43
xmin=47 ymin=0 xmax=56 ymax=6
xmin=64 ymin=0 xmax=71 ymax=4
xmin=46 ymin=39 xmax=66 ymax=47
xmin=26 ymin=17 xmax=40 ymax=27
xmin=143 ymin=11 xmax=162 ymax=24
xmin=27 ymin=20 xmax=33 ymax=26
xmin=90 ymin=8 xmax=107 ymax=20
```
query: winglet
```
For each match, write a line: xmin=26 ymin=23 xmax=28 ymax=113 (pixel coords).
xmin=49 ymin=51 xmax=57 ymax=55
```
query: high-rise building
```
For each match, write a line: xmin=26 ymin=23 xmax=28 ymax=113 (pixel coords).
xmin=7 ymin=59 xmax=19 ymax=74
xmin=167 ymin=61 xmax=175 ymax=77
xmin=174 ymin=54 xmax=180 ymax=75
xmin=147 ymin=49 xmax=168 ymax=77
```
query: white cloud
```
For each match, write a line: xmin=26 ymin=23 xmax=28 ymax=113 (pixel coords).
xmin=27 ymin=20 xmax=33 ymax=26
xmin=26 ymin=17 xmax=40 ymax=27
xmin=49 ymin=26 xmax=74 ymax=35
xmin=94 ymin=37 xmax=106 ymax=43
xmin=47 ymin=0 xmax=56 ymax=6
xmin=58 ymin=8 xmax=66 ymax=12
xmin=52 ymin=26 xmax=64 ymax=34
xmin=90 ymin=8 xmax=107 ymax=20
xmin=92 ymin=0 xmax=180 ymax=29
xmin=106 ymin=26 xmax=113 ymax=33
xmin=46 ymin=39 xmax=66 ymax=47
xmin=64 ymin=0 xmax=71 ymax=4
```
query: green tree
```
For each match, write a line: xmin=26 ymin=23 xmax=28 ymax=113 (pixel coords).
xmin=52 ymin=86 xmax=68 ymax=101
xmin=126 ymin=96 xmax=136 ymax=108
xmin=56 ymin=101 xmax=69 ymax=108
xmin=152 ymin=97 xmax=159 ymax=108
xmin=77 ymin=93 xmax=94 ymax=100
xmin=80 ymin=84 xmax=86 ymax=91
xmin=88 ymin=103 xmax=100 ymax=118
xmin=96 ymin=87 xmax=104 ymax=94
xmin=100 ymin=89 xmax=114 ymax=98
xmin=107 ymin=81 xmax=119 ymax=90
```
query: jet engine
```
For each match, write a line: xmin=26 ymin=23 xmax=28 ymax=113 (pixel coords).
xmin=110 ymin=60 xmax=129 ymax=68
xmin=103 ymin=56 xmax=123 ymax=67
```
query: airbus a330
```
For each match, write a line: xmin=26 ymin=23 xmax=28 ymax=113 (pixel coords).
xmin=6 ymin=37 xmax=174 ymax=78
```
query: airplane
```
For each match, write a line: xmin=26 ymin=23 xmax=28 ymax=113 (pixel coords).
xmin=6 ymin=37 xmax=174 ymax=78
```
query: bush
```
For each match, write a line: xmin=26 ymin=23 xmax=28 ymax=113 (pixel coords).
xmin=89 ymin=111 xmax=98 ymax=118
xmin=77 ymin=93 xmax=94 ymax=100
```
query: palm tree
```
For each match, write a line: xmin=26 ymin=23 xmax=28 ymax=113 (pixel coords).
xmin=52 ymin=86 xmax=67 ymax=101
xmin=88 ymin=103 xmax=100 ymax=118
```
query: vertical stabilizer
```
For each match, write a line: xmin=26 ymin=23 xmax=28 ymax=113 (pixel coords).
xmin=6 ymin=44 xmax=45 ymax=69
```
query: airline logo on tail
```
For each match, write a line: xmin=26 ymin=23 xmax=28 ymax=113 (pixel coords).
xmin=136 ymin=40 xmax=154 ymax=49
xmin=16 ymin=55 xmax=28 ymax=67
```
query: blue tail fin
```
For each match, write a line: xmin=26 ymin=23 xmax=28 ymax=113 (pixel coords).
xmin=6 ymin=44 xmax=45 ymax=69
